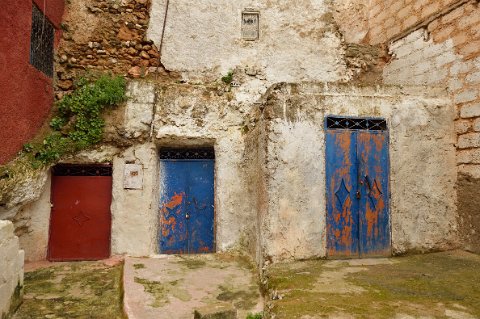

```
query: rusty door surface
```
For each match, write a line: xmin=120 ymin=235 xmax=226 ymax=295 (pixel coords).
xmin=48 ymin=165 xmax=112 ymax=261
xmin=326 ymin=117 xmax=390 ymax=258
xmin=159 ymin=149 xmax=215 ymax=254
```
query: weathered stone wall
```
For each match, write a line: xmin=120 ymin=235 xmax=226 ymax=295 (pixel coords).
xmin=55 ymin=0 xmax=160 ymax=97
xmin=11 ymin=79 xmax=460 ymax=264
xmin=151 ymin=82 xmax=255 ymax=254
xmin=380 ymin=1 xmax=480 ymax=252
xmin=332 ymin=0 xmax=369 ymax=43
xmin=148 ymin=0 xmax=348 ymax=83
xmin=244 ymin=106 xmax=268 ymax=264
xmin=11 ymin=175 xmax=52 ymax=262
xmin=253 ymin=83 xmax=457 ymax=262
xmin=335 ymin=0 xmax=480 ymax=253
xmin=6 ymin=0 xmax=468 ymax=262
xmin=457 ymin=174 xmax=480 ymax=253
xmin=110 ymin=143 xmax=158 ymax=256
xmin=0 ymin=220 xmax=24 ymax=318
xmin=6 ymin=78 xmax=259 ymax=260
xmin=107 ymin=80 xmax=260 ymax=256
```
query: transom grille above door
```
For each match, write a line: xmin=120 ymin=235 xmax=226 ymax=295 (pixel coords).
xmin=52 ymin=164 xmax=112 ymax=176
xmin=159 ymin=148 xmax=215 ymax=160
xmin=326 ymin=116 xmax=387 ymax=131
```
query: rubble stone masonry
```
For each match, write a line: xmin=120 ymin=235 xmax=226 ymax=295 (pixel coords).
xmin=55 ymin=0 xmax=160 ymax=98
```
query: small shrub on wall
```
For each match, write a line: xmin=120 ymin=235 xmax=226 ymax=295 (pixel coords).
xmin=0 ymin=75 xmax=126 ymax=207
xmin=25 ymin=75 xmax=126 ymax=167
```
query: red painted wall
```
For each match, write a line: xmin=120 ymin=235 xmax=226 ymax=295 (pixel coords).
xmin=0 ymin=0 xmax=64 ymax=164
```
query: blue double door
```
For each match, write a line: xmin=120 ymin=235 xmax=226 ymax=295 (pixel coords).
xmin=326 ymin=129 xmax=390 ymax=258
xmin=159 ymin=159 xmax=215 ymax=254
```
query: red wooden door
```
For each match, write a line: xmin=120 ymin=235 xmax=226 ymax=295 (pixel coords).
xmin=48 ymin=165 xmax=112 ymax=261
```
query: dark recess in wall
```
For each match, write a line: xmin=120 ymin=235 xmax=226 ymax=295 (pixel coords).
xmin=457 ymin=173 xmax=480 ymax=254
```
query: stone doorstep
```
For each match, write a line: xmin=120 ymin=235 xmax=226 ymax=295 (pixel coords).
xmin=123 ymin=255 xmax=263 ymax=319
xmin=193 ymin=303 xmax=237 ymax=319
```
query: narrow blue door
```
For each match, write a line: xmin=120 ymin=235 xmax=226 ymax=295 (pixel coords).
xmin=159 ymin=159 xmax=215 ymax=254
xmin=357 ymin=131 xmax=390 ymax=256
xmin=326 ymin=117 xmax=390 ymax=258
xmin=326 ymin=130 xmax=360 ymax=258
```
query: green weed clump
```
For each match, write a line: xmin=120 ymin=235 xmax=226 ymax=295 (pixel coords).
xmin=221 ymin=70 xmax=234 ymax=85
xmin=24 ymin=75 xmax=126 ymax=167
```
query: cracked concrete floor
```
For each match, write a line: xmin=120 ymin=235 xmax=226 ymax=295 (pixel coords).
xmin=265 ymin=250 xmax=480 ymax=319
xmin=123 ymin=254 xmax=264 ymax=319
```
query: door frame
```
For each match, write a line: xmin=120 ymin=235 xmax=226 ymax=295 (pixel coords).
xmin=324 ymin=115 xmax=392 ymax=258
xmin=157 ymin=147 xmax=217 ymax=254
xmin=47 ymin=163 xmax=113 ymax=261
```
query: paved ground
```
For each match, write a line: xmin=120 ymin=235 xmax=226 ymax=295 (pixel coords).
xmin=123 ymin=254 xmax=264 ymax=319
xmin=265 ymin=250 xmax=480 ymax=319
xmin=13 ymin=257 xmax=126 ymax=319
xmin=11 ymin=251 xmax=480 ymax=319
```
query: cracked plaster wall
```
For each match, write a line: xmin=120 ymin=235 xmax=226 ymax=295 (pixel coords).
xmin=11 ymin=80 xmax=459 ymax=264
xmin=255 ymin=83 xmax=457 ymax=262
xmin=1 ymin=0 xmax=464 ymax=264
xmin=13 ymin=80 xmax=259 ymax=259
xmin=381 ymin=2 xmax=480 ymax=252
xmin=148 ymin=0 xmax=348 ymax=84
xmin=0 ymin=220 xmax=24 ymax=317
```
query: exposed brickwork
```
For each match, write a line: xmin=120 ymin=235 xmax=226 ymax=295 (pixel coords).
xmin=379 ymin=0 xmax=480 ymax=250
xmin=367 ymin=0 xmax=461 ymax=44
xmin=384 ymin=1 xmax=480 ymax=171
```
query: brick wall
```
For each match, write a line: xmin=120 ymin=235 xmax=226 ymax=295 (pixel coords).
xmin=0 ymin=220 xmax=24 ymax=318
xmin=383 ymin=1 xmax=480 ymax=172
xmin=380 ymin=0 xmax=480 ymax=252
xmin=367 ymin=0 xmax=460 ymax=44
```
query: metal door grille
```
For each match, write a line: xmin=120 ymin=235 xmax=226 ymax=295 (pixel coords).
xmin=52 ymin=165 xmax=112 ymax=176
xmin=160 ymin=148 xmax=215 ymax=160
xmin=30 ymin=5 xmax=54 ymax=77
xmin=326 ymin=116 xmax=387 ymax=131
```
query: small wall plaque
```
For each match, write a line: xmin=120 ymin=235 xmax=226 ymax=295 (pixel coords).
xmin=124 ymin=163 xmax=143 ymax=190
xmin=242 ymin=9 xmax=259 ymax=40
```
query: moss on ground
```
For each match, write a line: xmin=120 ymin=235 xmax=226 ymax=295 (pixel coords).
xmin=216 ymin=284 xmax=260 ymax=310
xmin=176 ymin=257 xmax=207 ymax=269
xmin=134 ymin=277 xmax=167 ymax=308
xmin=134 ymin=277 xmax=191 ymax=308
xmin=266 ymin=251 xmax=480 ymax=319
xmin=265 ymin=259 xmax=331 ymax=292
xmin=13 ymin=262 xmax=126 ymax=319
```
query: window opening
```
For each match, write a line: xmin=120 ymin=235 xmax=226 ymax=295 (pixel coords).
xmin=30 ymin=4 xmax=54 ymax=77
